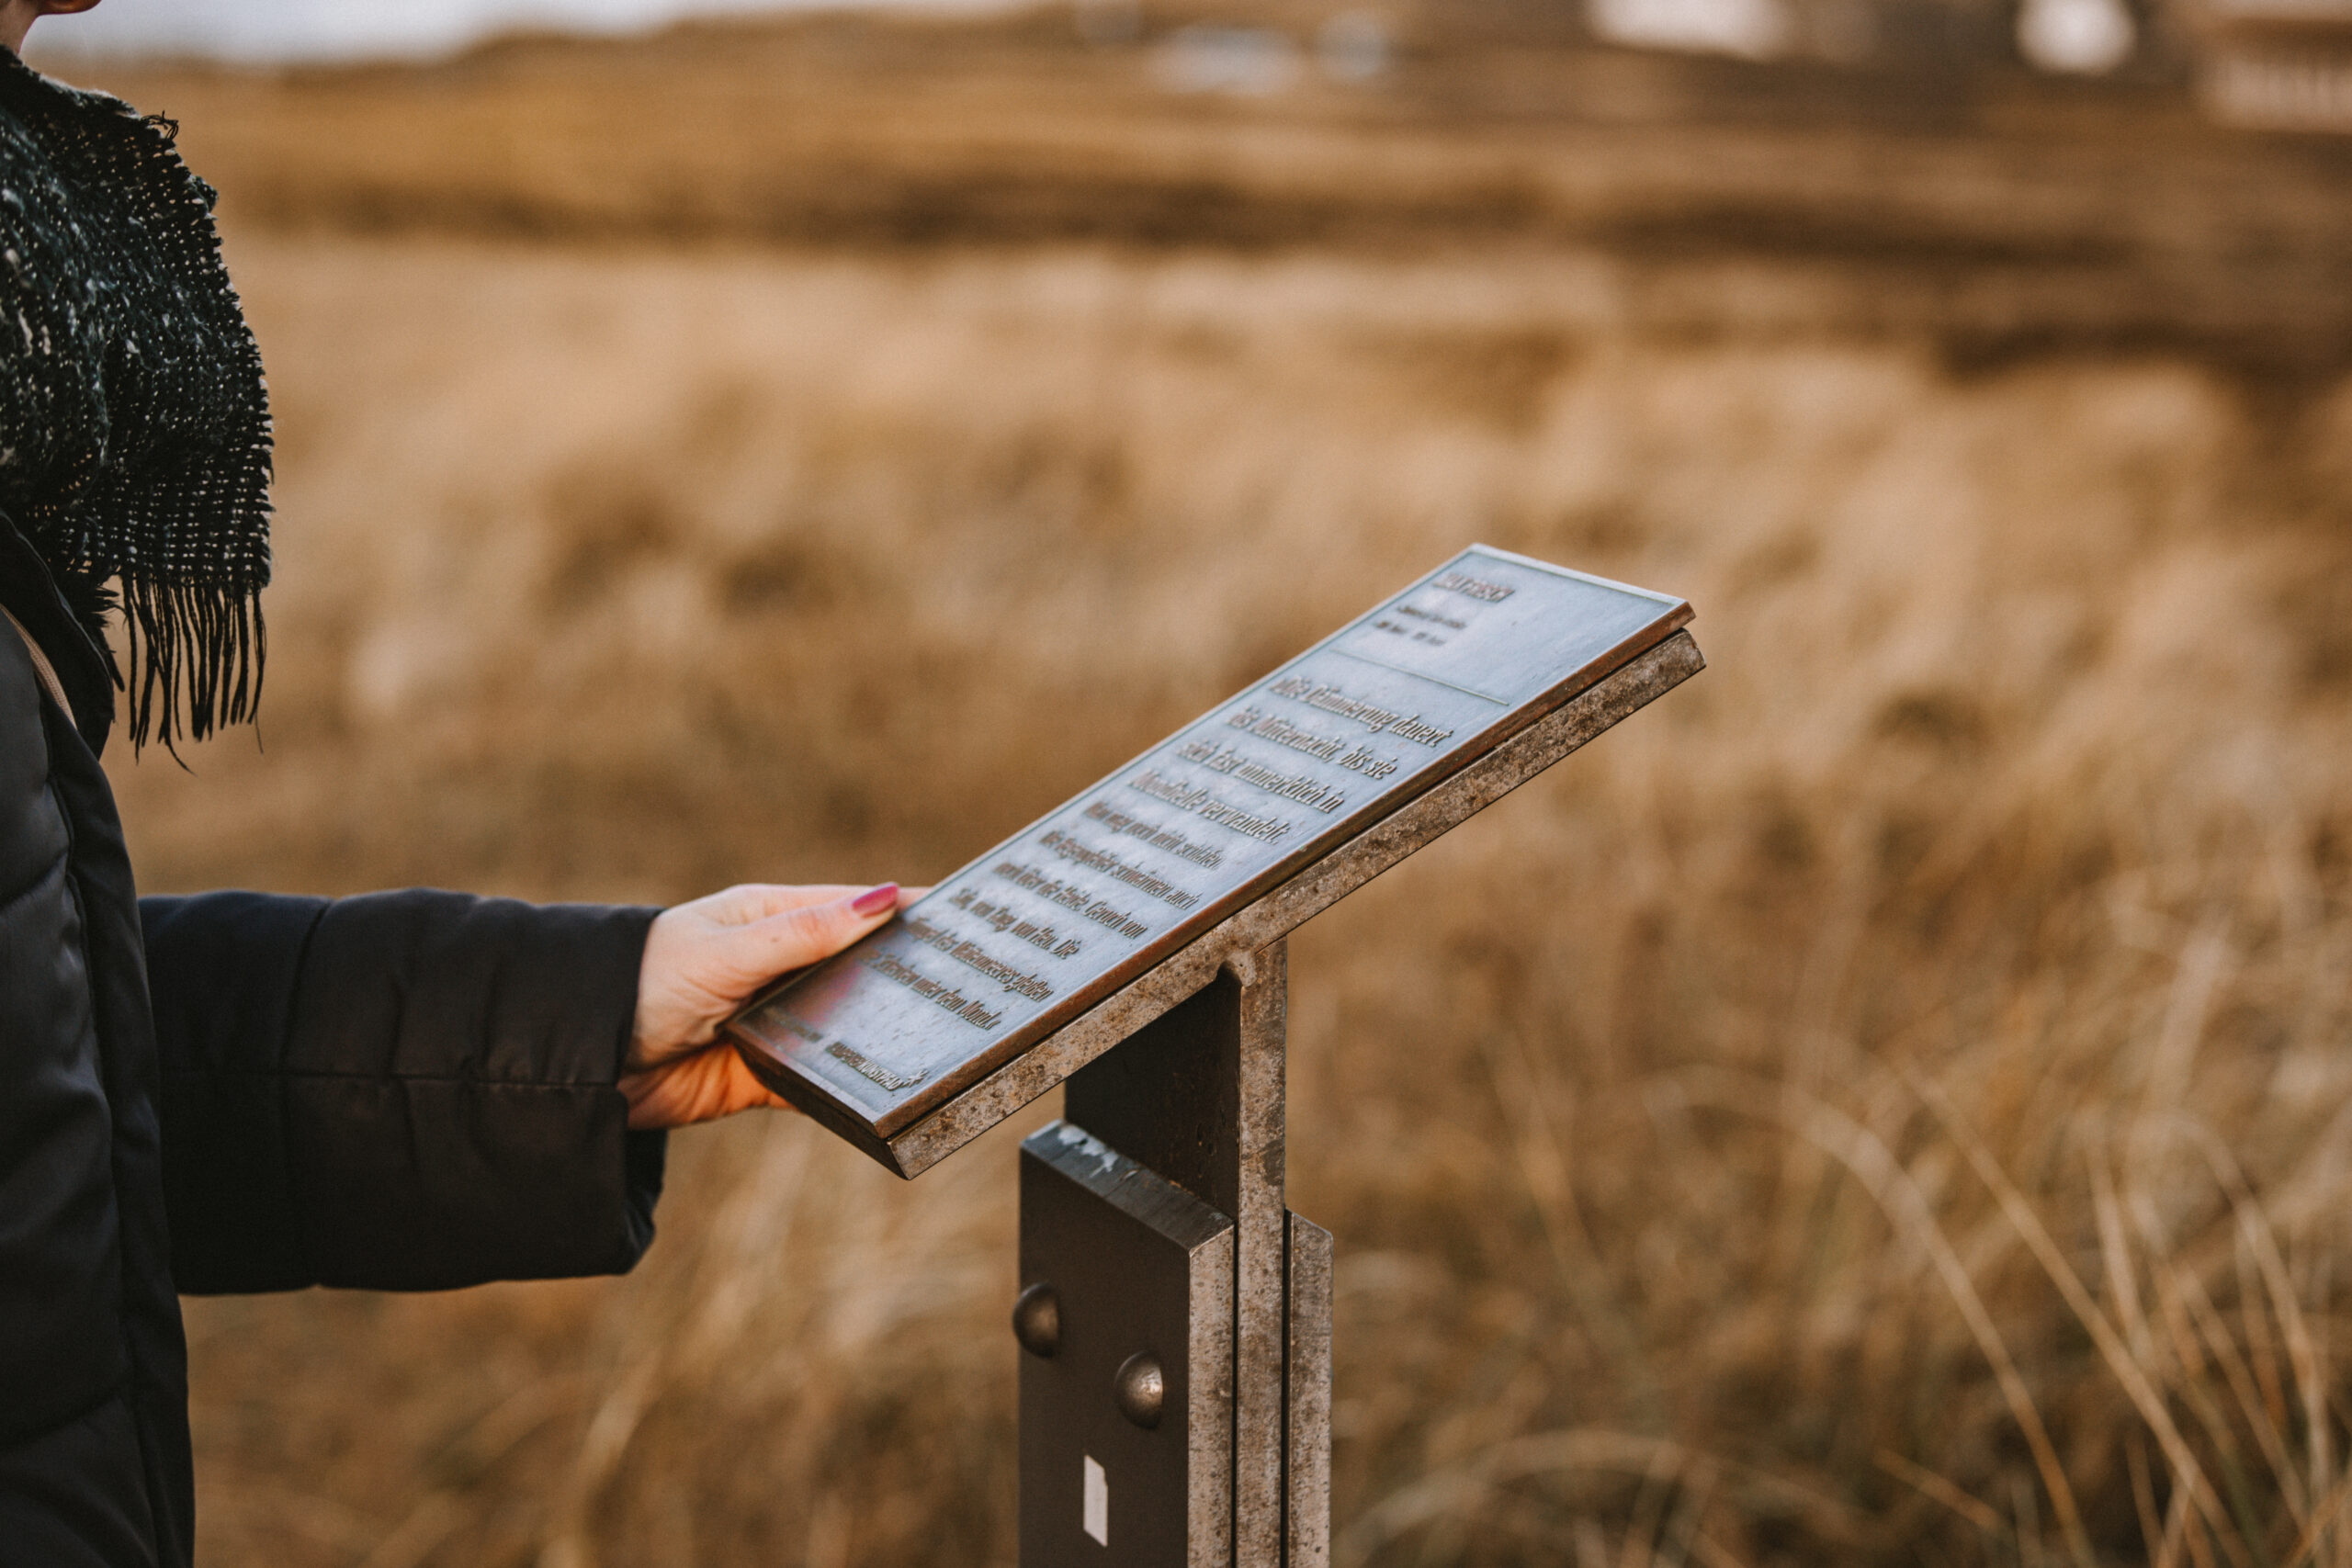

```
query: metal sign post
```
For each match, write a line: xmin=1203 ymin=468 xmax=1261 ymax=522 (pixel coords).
xmin=1016 ymin=943 xmax=1330 ymax=1566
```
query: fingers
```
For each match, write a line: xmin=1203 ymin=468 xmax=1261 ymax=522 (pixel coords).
xmin=695 ymin=883 xmax=871 ymax=927
xmin=684 ymin=882 xmax=925 ymax=931
xmin=634 ymin=879 xmax=917 ymax=1074
xmin=739 ymin=882 xmax=901 ymax=976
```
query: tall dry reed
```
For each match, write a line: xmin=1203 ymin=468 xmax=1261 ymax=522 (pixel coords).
xmin=115 ymin=231 xmax=2352 ymax=1566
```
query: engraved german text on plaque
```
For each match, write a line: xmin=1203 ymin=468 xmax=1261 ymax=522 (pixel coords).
xmin=724 ymin=545 xmax=1691 ymax=1156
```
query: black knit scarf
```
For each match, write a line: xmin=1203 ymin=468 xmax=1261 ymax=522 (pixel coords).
xmin=0 ymin=48 xmax=271 ymax=750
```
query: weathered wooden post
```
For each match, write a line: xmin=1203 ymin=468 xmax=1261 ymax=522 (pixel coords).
xmin=724 ymin=547 xmax=1702 ymax=1565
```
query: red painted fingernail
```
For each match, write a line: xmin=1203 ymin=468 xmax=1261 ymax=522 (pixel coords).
xmin=852 ymin=883 xmax=900 ymax=917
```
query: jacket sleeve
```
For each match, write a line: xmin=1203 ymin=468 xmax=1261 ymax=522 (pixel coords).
xmin=142 ymin=889 xmax=668 ymax=1294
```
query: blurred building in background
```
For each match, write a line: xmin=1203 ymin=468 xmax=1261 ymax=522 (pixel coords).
xmin=1114 ymin=0 xmax=2046 ymax=66
xmin=33 ymin=0 xmax=2352 ymax=130
xmin=2188 ymin=0 xmax=2352 ymax=127
xmin=1099 ymin=0 xmax=2352 ymax=126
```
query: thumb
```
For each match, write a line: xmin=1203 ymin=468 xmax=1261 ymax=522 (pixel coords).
xmin=735 ymin=882 xmax=903 ymax=981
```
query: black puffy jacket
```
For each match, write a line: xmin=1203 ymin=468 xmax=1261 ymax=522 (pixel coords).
xmin=1 ymin=46 xmax=667 ymax=1563
xmin=0 ymin=528 xmax=667 ymax=1567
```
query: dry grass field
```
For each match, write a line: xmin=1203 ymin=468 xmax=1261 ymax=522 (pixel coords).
xmin=41 ymin=6 xmax=2352 ymax=1565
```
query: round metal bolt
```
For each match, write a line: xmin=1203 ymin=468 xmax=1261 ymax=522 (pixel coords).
xmin=1114 ymin=1352 xmax=1164 ymax=1429
xmin=1012 ymin=1282 xmax=1060 ymax=1358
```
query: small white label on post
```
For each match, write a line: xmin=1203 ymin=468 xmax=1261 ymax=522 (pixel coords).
xmin=1082 ymin=1454 xmax=1109 ymax=1546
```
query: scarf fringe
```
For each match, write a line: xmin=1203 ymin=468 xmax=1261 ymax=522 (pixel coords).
xmin=119 ymin=571 xmax=265 ymax=752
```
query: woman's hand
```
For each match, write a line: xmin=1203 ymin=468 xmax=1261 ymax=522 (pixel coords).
xmin=623 ymin=881 xmax=910 ymax=1131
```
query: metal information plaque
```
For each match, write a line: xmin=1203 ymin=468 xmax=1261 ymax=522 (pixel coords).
xmin=725 ymin=545 xmax=1690 ymax=1166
